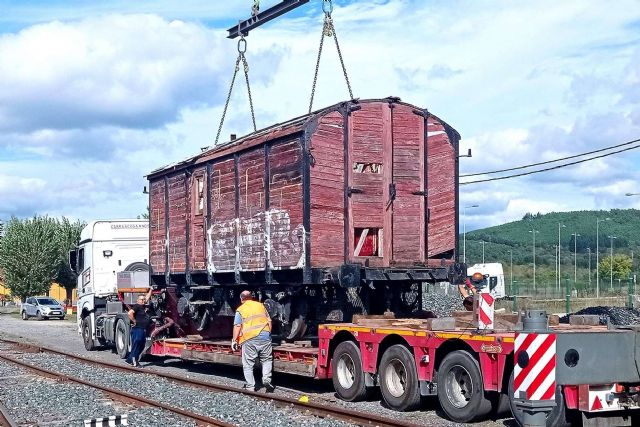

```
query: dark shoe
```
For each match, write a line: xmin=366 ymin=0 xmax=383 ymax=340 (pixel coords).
xmin=125 ymin=359 xmax=133 ymax=365
xmin=264 ymin=382 xmax=275 ymax=393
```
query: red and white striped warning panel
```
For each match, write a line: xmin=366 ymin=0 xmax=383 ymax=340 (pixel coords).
xmin=513 ymin=332 xmax=556 ymax=400
xmin=476 ymin=293 xmax=494 ymax=329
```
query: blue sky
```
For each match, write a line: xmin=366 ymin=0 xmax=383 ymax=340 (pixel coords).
xmin=0 ymin=0 xmax=639 ymax=230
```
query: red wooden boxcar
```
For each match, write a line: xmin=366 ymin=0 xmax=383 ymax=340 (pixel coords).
xmin=146 ymin=97 xmax=462 ymax=337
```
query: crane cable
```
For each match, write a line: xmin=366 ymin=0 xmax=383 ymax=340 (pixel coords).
xmin=214 ymin=33 xmax=257 ymax=146
xmin=309 ymin=0 xmax=354 ymax=114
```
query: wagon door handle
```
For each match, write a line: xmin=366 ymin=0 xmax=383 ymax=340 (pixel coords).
xmin=386 ymin=183 xmax=396 ymax=210
xmin=411 ymin=190 xmax=427 ymax=196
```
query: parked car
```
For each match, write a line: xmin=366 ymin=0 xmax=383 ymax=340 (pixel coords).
xmin=21 ymin=297 xmax=65 ymax=320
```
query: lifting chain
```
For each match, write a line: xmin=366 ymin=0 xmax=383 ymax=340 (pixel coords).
xmin=308 ymin=0 xmax=354 ymax=114
xmin=214 ymin=35 xmax=257 ymax=146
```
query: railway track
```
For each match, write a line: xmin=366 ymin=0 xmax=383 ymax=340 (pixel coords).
xmin=0 ymin=338 xmax=418 ymax=427
xmin=0 ymin=399 xmax=18 ymax=427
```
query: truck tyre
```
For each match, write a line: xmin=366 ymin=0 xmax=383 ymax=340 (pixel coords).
xmin=437 ymin=350 xmax=492 ymax=423
xmin=115 ymin=319 xmax=130 ymax=359
xmin=379 ymin=344 xmax=421 ymax=411
xmin=332 ymin=341 xmax=368 ymax=402
xmin=21 ymin=311 xmax=29 ymax=320
xmin=124 ymin=262 xmax=150 ymax=272
xmin=508 ymin=371 xmax=571 ymax=427
xmin=81 ymin=317 xmax=97 ymax=351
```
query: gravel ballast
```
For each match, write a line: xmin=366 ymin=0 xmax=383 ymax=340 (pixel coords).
xmin=12 ymin=351 xmax=351 ymax=427
xmin=422 ymin=284 xmax=463 ymax=316
xmin=0 ymin=358 xmax=196 ymax=427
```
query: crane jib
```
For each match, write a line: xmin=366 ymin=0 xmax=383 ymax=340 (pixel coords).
xmin=227 ymin=0 xmax=311 ymax=39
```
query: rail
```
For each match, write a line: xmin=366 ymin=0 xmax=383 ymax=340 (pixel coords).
xmin=0 ymin=399 xmax=19 ymax=427
xmin=0 ymin=351 xmax=235 ymax=427
xmin=0 ymin=338 xmax=418 ymax=427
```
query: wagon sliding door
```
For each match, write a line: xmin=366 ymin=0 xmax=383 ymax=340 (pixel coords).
xmin=347 ymin=102 xmax=426 ymax=267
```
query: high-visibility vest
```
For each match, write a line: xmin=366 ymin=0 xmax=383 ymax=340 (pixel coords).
xmin=237 ymin=300 xmax=271 ymax=344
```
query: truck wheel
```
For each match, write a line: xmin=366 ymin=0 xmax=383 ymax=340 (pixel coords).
xmin=332 ymin=341 xmax=368 ymax=402
xmin=115 ymin=319 xmax=130 ymax=359
xmin=21 ymin=311 xmax=29 ymax=320
xmin=437 ymin=350 xmax=492 ymax=422
xmin=124 ymin=262 xmax=150 ymax=272
xmin=379 ymin=344 xmax=421 ymax=411
xmin=508 ymin=371 xmax=571 ymax=427
xmin=81 ymin=317 xmax=97 ymax=351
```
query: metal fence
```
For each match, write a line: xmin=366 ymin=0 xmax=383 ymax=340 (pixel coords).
xmin=499 ymin=278 xmax=637 ymax=314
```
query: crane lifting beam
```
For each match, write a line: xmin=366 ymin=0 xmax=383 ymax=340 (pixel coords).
xmin=227 ymin=0 xmax=310 ymax=39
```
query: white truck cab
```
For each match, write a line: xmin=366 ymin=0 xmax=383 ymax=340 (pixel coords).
xmin=69 ymin=220 xmax=149 ymax=350
xmin=466 ymin=262 xmax=506 ymax=299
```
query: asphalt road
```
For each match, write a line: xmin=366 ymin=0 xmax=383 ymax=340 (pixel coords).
xmin=0 ymin=311 xmax=514 ymax=427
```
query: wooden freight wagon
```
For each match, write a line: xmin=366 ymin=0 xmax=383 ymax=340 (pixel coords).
xmin=147 ymin=97 xmax=462 ymax=334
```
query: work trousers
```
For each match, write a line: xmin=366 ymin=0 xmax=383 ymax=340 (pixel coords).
xmin=241 ymin=338 xmax=273 ymax=387
xmin=127 ymin=327 xmax=146 ymax=363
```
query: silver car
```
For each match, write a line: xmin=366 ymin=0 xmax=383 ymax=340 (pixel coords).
xmin=21 ymin=297 xmax=65 ymax=320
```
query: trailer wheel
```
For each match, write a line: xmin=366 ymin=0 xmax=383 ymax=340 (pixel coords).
xmin=332 ymin=341 xmax=368 ymax=402
xmin=379 ymin=344 xmax=421 ymax=411
xmin=124 ymin=262 xmax=150 ymax=272
xmin=115 ymin=319 xmax=130 ymax=359
xmin=81 ymin=317 xmax=97 ymax=351
xmin=508 ymin=371 xmax=571 ymax=427
xmin=437 ymin=350 xmax=492 ymax=423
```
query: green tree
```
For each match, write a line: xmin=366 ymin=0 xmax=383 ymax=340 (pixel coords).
xmin=55 ymin=217 xmax=85 ymax=302
xmin=137 ymin=206 xmax=150 ymax=220
xmin=598 ymin=254 xmax=632 ymax=282
xmin=0 ymin=216 xmax=59 ymax=302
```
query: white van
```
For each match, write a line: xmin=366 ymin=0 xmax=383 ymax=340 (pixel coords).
xmin=466 ymin=263 xmax=506 ymax=299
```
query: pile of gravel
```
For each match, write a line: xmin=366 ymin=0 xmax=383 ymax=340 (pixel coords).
xmin=422 ymin=286 xmax=463 ymax=317
xmin=559 ymin=306 xmax=640 ymax=326
xmin=16 ymin=352 xmax=351 ymax=427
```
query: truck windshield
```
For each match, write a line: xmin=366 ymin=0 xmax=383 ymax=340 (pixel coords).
xmin=37 ymin=298 xmax=58 ymax=305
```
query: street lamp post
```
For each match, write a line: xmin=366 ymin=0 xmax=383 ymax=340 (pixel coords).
xmin=596 ymin=217 xmax=611 ymax=298
xmin=529 ymin=229 xmax=539 ymax=291
xmin=462 ymin=204 xmax=479 ymax=264
xmin=510 ymin=249 xmax=513 ymax=295
xmin=608 ymin=235 xmax=617 ymax=290
xmin=558 ymin=223 xmax=566 ymax=291
xmin=554 ymin=245 xmax=558 ymax=293
xmin=571 ymin=233 xmax=580 ymax=284
xmin=587 ymin=247 xmax=591 ymax=290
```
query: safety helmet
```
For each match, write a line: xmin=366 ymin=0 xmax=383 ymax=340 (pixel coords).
xmin=471 ymin=272 xmax=484 ymax=283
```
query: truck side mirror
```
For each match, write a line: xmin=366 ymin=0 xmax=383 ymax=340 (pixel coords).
xmin=68 ymin=249 xmax=78 ymax=274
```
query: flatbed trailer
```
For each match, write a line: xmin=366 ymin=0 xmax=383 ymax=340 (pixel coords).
xmin=145 ymin=310 xmax=640 ymax=426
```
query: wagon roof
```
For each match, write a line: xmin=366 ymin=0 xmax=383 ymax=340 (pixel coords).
xmin=146 ymin=97 xmax=460 ymax=179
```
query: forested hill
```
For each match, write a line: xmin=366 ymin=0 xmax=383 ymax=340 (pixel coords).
xmin=464 ymin=209 xmax=640 ymax=269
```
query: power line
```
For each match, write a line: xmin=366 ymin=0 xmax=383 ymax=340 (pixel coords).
xmin=461 ymin=137 xmax=640 ymax=178
xmin=460 ymin=141 xmax=640 ymax=185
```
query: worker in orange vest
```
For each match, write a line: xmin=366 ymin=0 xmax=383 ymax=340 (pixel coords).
xmin=231 ymin=290 xmax=274 ymax=392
